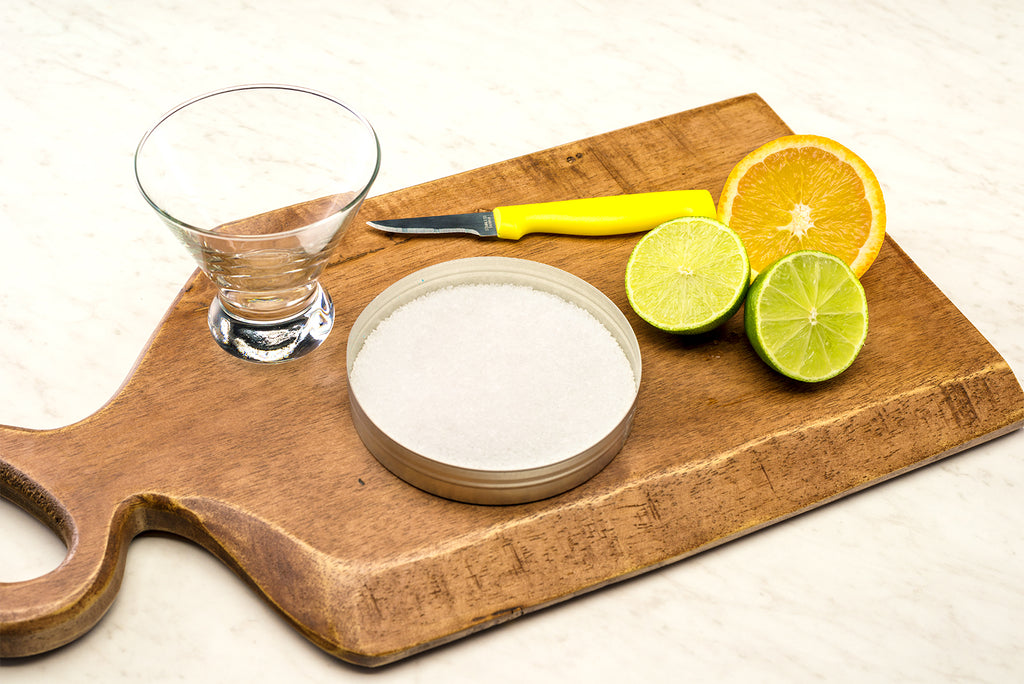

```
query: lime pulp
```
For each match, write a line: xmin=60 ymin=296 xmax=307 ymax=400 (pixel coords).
xmin=625 ymin=216 xmax=750 ymax=334
xmin=744 ymin=250 xmax=868 ymax=382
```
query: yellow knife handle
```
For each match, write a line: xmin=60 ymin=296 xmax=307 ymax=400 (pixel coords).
xmin=492 ymin=190 xmax=716 ymax=240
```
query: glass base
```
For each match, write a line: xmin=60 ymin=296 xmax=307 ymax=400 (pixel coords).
xmin=208 ymin=284 xmax=334 ymax=363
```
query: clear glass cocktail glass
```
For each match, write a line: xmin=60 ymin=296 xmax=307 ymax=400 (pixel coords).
xmin=134 ymin=84 xmax=381 ymax=363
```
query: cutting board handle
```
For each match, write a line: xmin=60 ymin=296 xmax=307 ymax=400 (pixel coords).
xmin=0 ymin=421 xmax=358 ymax=661
xmin=0 ymin=423 xmax=135 ymax=657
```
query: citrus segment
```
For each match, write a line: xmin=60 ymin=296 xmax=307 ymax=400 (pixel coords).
xmin=745 ymin=250 xmax=868 ymax=382
xmin=718 ymin=134 xmax=886 ymax=278
xmin=625 ymin=216 xmax=750 ymax=334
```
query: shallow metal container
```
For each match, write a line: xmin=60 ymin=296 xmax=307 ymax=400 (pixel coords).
xmin=346 ymin=256 xmax=642 ymax=505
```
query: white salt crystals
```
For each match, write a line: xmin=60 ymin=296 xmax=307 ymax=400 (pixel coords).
xmin=349 ymin=282 xmax=637 ymax=471
xmin=346 ymin=257 xmax=643 ymax=504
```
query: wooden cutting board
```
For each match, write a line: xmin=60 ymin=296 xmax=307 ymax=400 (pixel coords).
xmin=2 ymin=94 xmax=1022 ymax=666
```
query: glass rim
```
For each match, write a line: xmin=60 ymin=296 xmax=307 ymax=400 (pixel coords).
xmin=133 ymin=83 xmax=382 ymax=240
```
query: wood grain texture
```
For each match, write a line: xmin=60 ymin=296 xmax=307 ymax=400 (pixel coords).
xmin=2 ymin=94 xmax=1022 ymax=665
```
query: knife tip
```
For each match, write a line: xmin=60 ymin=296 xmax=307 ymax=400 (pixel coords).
xmin=366 ymin=220 xmax=397 ymax=233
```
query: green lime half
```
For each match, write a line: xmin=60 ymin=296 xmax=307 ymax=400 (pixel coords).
xmin=744 ymin=250 xmax=868 ymax=382
xmin=625 ymin=216 xmax=750 ymax=334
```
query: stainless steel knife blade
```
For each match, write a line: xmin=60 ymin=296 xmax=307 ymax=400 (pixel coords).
xmin=367 ymin=211 xmax=498 ymax=236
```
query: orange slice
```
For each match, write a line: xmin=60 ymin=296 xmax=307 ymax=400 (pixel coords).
xmin=717 ymin=134 xmax=886 ymax=279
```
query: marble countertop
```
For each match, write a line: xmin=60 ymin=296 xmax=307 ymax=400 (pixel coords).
xmin=2 ymin=1 xmax=1022 ymax=681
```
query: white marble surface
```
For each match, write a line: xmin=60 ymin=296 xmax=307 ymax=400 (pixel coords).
xmin=1 ymin=0 xmax=1022 ymax=681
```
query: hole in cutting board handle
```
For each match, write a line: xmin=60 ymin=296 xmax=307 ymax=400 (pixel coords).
xmin=0 ymin=495 xmax=68 ymax=582
xmin=0 ymin=454 xmax=73 ymax=582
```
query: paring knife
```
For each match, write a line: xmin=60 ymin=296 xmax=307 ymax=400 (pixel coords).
xmin=366 ymin=190 xmax=716 ymax=240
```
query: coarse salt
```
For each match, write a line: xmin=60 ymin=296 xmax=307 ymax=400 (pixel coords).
xmin=349 ymin=282 xmax=637 ymax=470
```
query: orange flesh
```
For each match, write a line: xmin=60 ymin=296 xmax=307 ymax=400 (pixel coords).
xmin=730 ymin=147 xmax=873 ymax=274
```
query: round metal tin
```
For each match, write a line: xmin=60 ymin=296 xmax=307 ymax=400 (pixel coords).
xmin=346 ymin=256 xmax=642 ymax=505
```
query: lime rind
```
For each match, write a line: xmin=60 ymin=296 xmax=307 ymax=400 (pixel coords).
xmin=625 ymin=217 xmax=750 ymax=334
xmin=745 ymin=250 xmax=868 ymax=382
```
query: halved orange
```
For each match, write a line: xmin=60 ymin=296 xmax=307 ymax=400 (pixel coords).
xmin=717 ymin=134 xmax=886 ymax=279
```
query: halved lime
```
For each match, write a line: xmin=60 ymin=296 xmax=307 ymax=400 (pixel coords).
xmin=625 ymin=216 xmax=750 ymax=334
xmin=744 ymin=250 xmax=868 ymax=382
